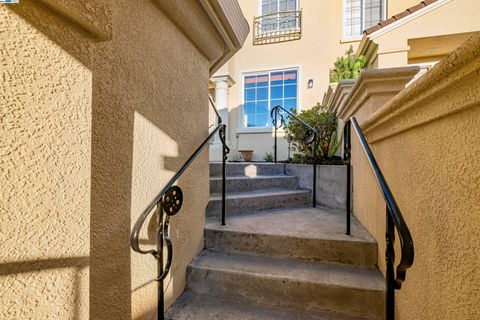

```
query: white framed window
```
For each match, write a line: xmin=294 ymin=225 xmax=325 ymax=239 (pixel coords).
xmin=343 ymin=0 xmax=385 ymax=39
xmin=242 ymin=68 xmax=299 ymax=129
xmin=260 ymin=0 xmax=299 ymax=33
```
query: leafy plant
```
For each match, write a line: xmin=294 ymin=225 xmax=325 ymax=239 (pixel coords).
xmin=263 ymin=152 xmax=274 ymax=162
xmin=326 ymin=129 xmax=343 ymax=158
xmin=330 ymin=46 xmax=366 ymax=83
xmin=283 ymin=103 xmax=338 ymax=163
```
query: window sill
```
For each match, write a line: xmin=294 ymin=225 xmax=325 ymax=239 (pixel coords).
xmin=237 ymin=127 xmax=285 ymax=134
xmin=340 ymin=36 xmax=362 ymax=44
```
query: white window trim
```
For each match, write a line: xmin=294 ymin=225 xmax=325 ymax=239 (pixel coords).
xmin=258 ymin=0 xmax=300 ymax=16
xmin=342 ymin=0 xmax=386 ymax=41
xmin=237 ymin=64 xmax=302 ymax=133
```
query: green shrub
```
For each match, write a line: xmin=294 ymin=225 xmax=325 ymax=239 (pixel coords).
xmin=284 ymin=103 xmax=338 ymax=163
xmin=330 ymin=46 xmax=366 ymax=83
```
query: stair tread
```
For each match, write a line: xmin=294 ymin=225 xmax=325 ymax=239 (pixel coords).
xmin=210 ymin=188 xmax=309 ymax=200
xmin=166 ymin=292 xmax=368 ymax=320
xmin=190 ymin=250 xmax=386 ymax=292
xmin=206 ymin=206 xmax=375 ymax=244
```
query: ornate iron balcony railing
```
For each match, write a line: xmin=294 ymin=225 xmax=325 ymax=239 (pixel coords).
xmin=253 ymin=10 xmax=302 ymax=45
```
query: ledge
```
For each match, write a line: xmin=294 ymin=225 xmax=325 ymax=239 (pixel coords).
xmin=35 ymin=0 xmax=111 ymax=40
xmin=363 ymin=33 xmax=480 ymax=143
xmin=155 ymin=0 xmax=248 ymax=75
xmin=337 ymin=66 xmax=420 ymax=122
xmin=327 ymin=79 xmax=357 ymax=115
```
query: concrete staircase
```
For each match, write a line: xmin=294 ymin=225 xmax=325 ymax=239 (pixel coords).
xmin=166 ymin=162 xmax=386 ymax=320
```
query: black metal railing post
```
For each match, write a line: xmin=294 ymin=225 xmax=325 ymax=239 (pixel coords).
xmin=386 ymin=206 xmax=396 ymax=320
xmin=274 ymin=110 xmax=278 ymax=163
xmin=156 ymin=203 xmax=165 ymax=320
xmin=312 ymin=137 xmax=317 ymax=207
xmin=221 ymin=127 xmax=227 ymax=226
xmin=344 ymin=121 xmax=351 ymax=235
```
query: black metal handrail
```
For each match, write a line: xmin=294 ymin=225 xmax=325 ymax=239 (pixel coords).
xmin=130 ymin=98 xmax=229 ymax=320
xmin=271 ymin=105 xmax=320 ymax=207
xmin=343 ymin=117 xmax=414 ymax=320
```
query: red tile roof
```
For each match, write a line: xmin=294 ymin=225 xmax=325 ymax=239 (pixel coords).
xmin=364 ymin=0 xmax=439 ymax=35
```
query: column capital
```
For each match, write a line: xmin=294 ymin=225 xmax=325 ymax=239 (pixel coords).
xmin=210 ymin=75 xmax=235 ymax=87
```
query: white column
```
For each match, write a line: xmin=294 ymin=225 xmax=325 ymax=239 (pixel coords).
xmin=213 ymin=77 xmax=229 ymax=144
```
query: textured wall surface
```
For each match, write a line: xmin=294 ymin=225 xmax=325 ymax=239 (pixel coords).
xmin=0 ymin=1 xmax=94 ymax=318
xmin=1 ymin=0 xmax=223 ymax=319
xmin=347 ymin=34 xmax=480 ymax=319
xmin=89 ymin=1 xmax=211 ymax=318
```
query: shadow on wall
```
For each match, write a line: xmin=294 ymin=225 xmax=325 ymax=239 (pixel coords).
xmin=5 ymin=1 xmax=210 ymax=319
xmin=0 ymin=257 xmax=89 ymax=320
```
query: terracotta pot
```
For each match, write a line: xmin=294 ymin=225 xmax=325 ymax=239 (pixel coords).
xmin=238 ymin=150 xmax=253 ymax=162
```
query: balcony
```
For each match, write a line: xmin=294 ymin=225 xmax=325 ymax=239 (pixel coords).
xmin=253 ymin=10 xmax=302 ymax=45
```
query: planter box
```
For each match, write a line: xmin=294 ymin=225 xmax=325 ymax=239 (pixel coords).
xmin=286 ymin=164 xmax=347 ymax=211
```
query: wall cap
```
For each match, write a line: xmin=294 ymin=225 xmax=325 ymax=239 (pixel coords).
xmin=363 ymin=33 xmax=480 ymax=143
xmin=327 ymin=79 xmax=357 ymax=115
xmin=337 ymin=66 xmax=420 ymax=120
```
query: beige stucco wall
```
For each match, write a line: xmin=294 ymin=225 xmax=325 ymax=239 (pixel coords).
xmin=222 ymin=0 xmax=361 ymax=161
xmin=220 ymin=0 xmax=436 ymax=161
xmin=0 ymin=1 xmax=96 ymax=318
xmin=1 ymin=0 xmax=233 ymax=319
xmin=370 ymin=0 xmax=480 ymax=68
xmin=344 ymin=34 xmax=480 ymax=319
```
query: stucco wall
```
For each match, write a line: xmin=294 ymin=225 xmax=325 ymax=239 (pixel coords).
xmin=372 ymin=0 xmax=480 ymax=68
xmin=345 ymin=34 xmax=480 ymax=319
xmin=1 ymin=0 xmax=226 ymax=319
xmin=0 ymin=1 xmax=95 ymax=318
xmin=221 ymin=0 xmax=428 ymax=161
xmin=222 ymin=0 xmax=361 ymax=161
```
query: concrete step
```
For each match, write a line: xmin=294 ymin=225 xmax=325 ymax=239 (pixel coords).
xmin=206 ymin=189 xmax=310 ymax=217
xmin=166 ymin=292 xmax=369 ymax=320
xmin=209 ymin=174 xmax=298 ymax=193
xmin=187 ymin=250 xmax=386 ymax=320
xmin=205 ymin=206 xmax=377 ymax=266
xmin=210 ymin=162 xmax=285 ymax=177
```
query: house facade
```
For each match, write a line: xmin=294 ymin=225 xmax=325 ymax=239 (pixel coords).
xmin=210 ymin=0 xmax=479 ymax=161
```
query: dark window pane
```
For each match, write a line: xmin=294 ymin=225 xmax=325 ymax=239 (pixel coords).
xmin=244 ymin=102 xmax=255 ymax=115
xmin=271 ymin=86 xmax=283 ymax=99
xmin=284 ymin=84 xmax=297 ymax=98
xmin=245 ymin=88 xmax=255 ymax=101
xmin=245 ymin=76 xmax=256 ymax=88
xmin=245 ymin=115 xmax=255 ymax=128
xmin=284 ymin=98 xmax=297 ymax=111
xmin=255 ymin=100 xmax=269 ymax=114
xmin=284 ymin=70 xmax=297 ymax=84
xmin=270 ymin=71 xmax=283 ymax=86
xmin=256 ymin=114 xmax=268 ymax=127
xmin=256 ymin=74 xmax=269 ymax=87
xmin=257 ymin=87 xmax=268 ymax=100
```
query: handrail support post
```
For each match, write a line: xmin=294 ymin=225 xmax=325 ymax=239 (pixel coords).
xmin=274 ymin=110 xmax=278 ymax=163
xmin=312 ymin=138 xmax=317 ymax=207
xmin=156 ymin=203 xmax=165 ymax=320
xmin=386 ymin=206 xmax=396 ymax=320
xmin=221 ymin=139 xmax=226 ymax=226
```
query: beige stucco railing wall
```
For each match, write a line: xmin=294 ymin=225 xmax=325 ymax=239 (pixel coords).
xmin=0 ymin=1 xmax=246 ymax=319
xmin=341 ymin=34 xmax=480 ymax=319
